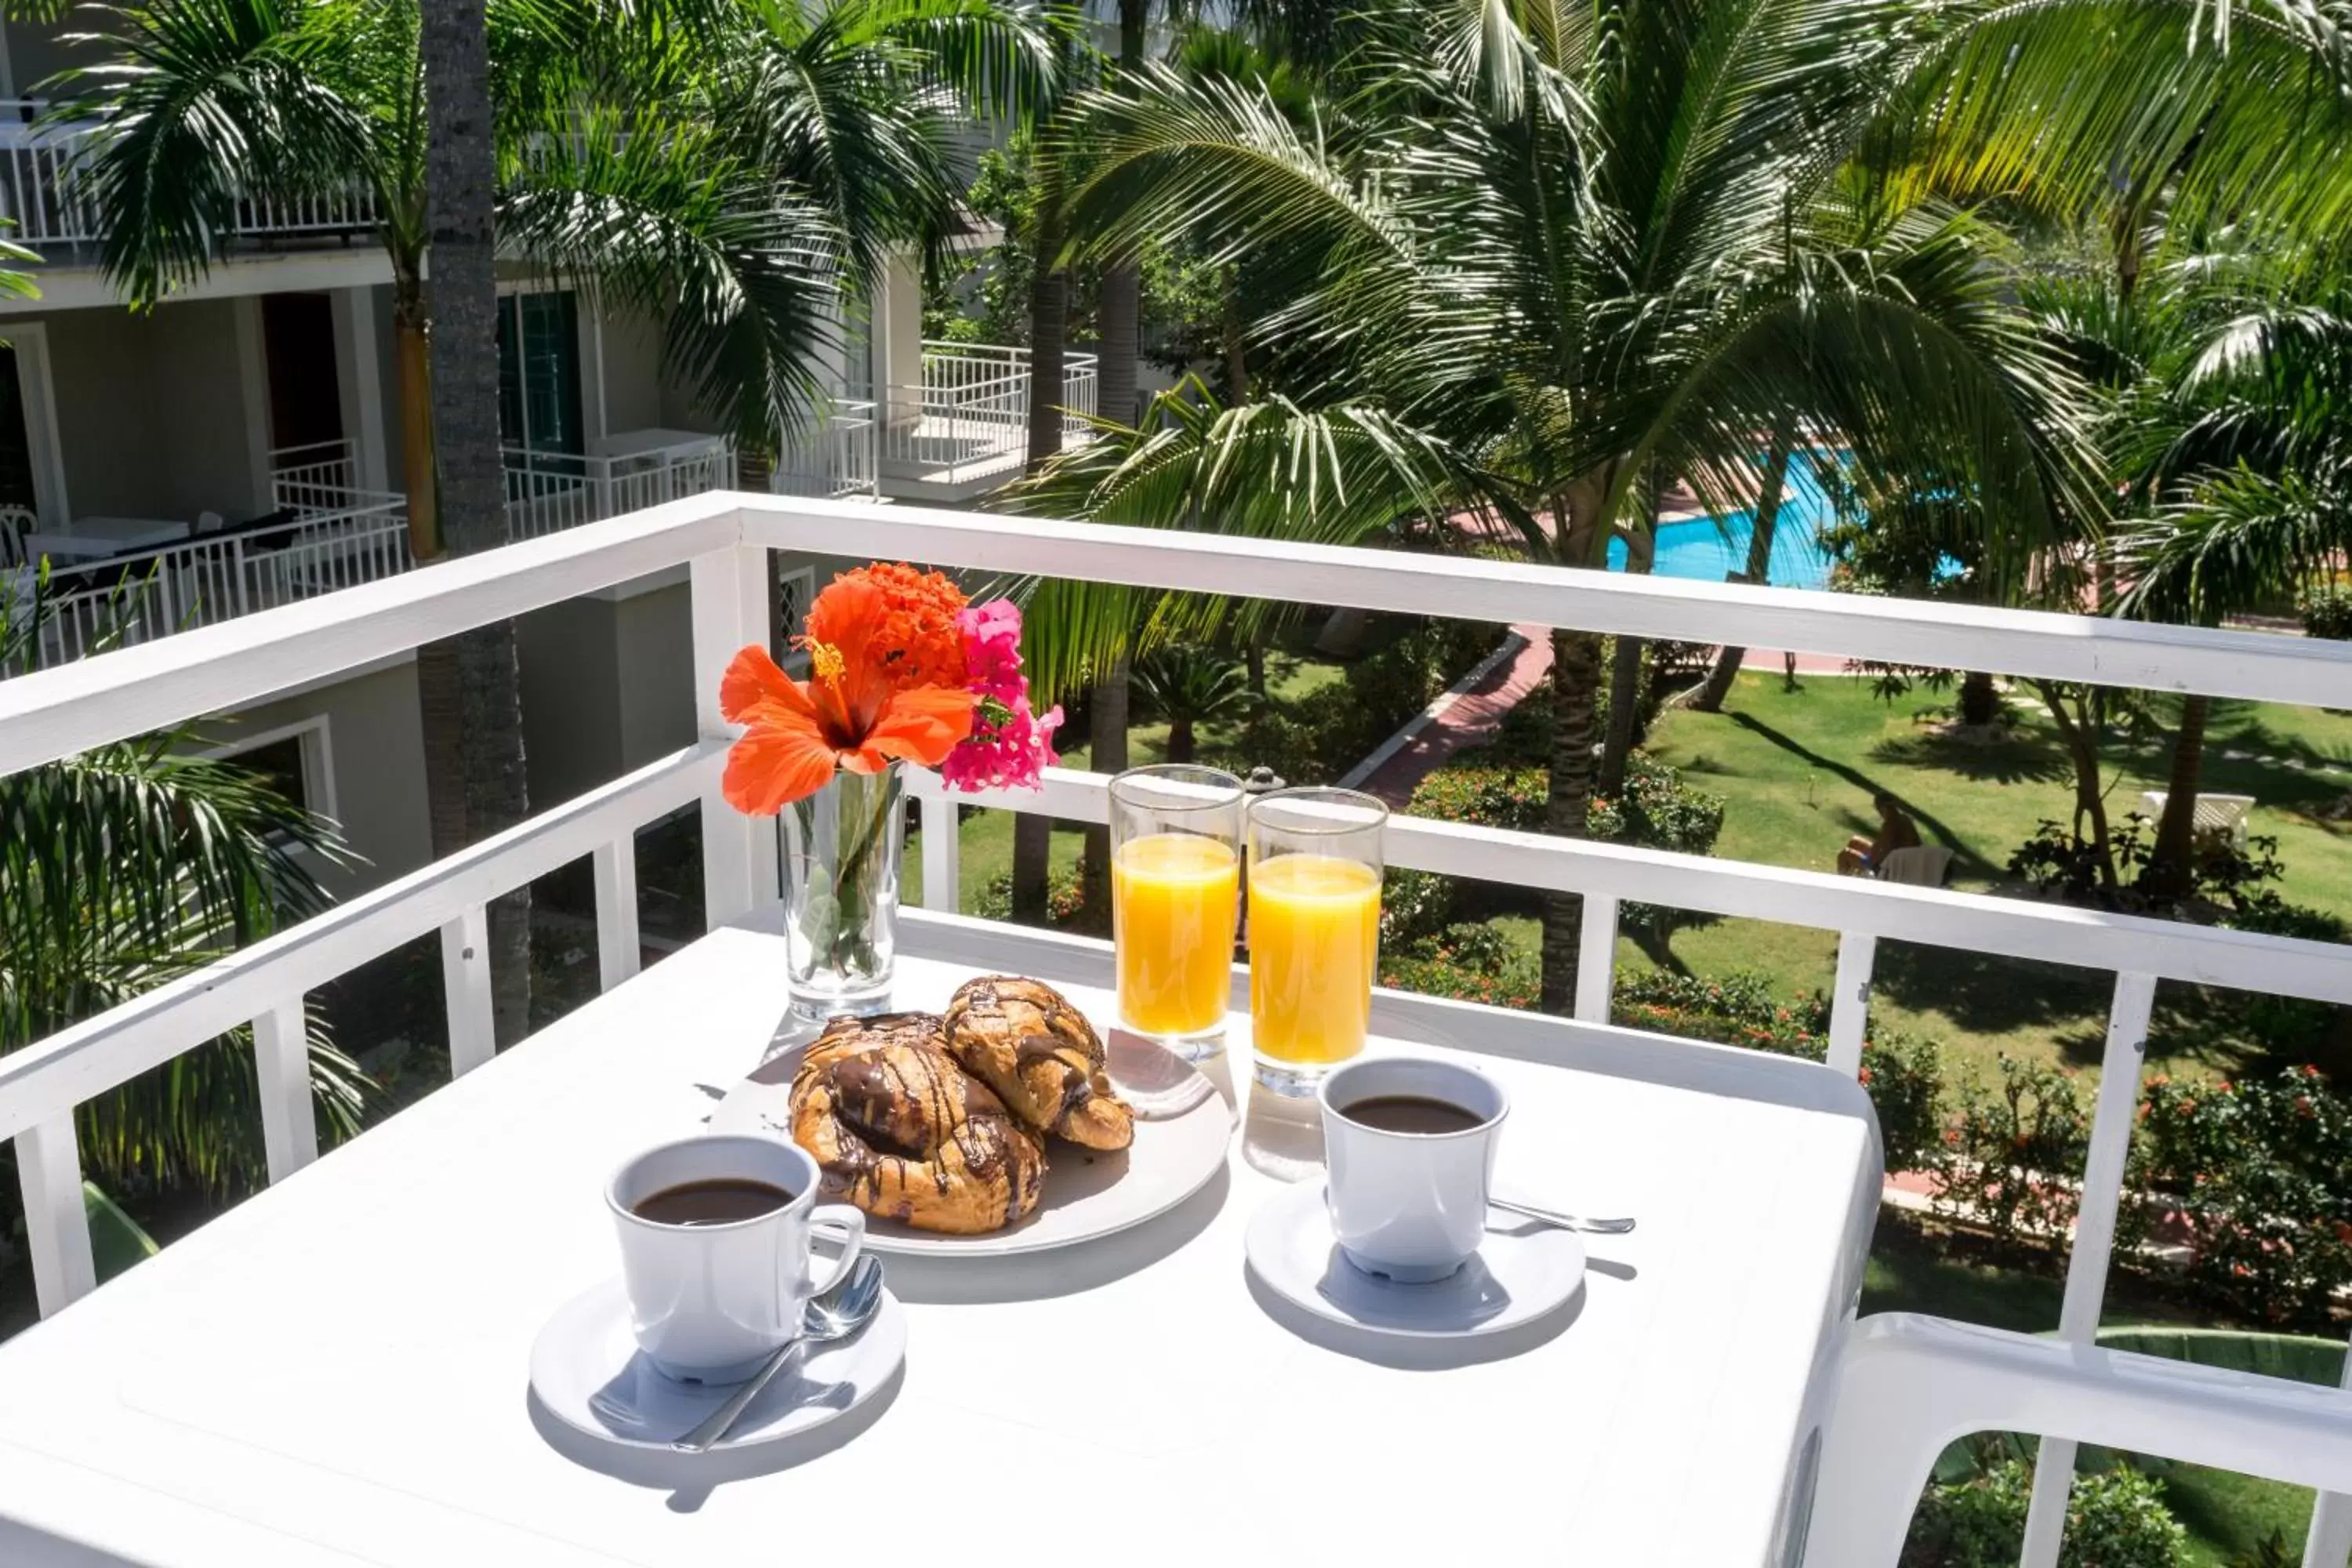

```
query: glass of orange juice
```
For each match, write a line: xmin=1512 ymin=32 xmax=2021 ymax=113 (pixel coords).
xmin=1109 ymin=765 xmax=1244 ymax=1060
xmin=1245 ymin=787 xmax=1386 ymax=1095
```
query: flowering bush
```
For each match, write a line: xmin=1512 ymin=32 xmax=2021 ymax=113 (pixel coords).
xmin=1378 ymin=949 xmax=1541 ymax=1011
xmin=1932 ymin=1055 xmax=2089 ymax=1247
xmin=2125 ymin=1065 xmax=2352 ymax=1329
xmin=1610 ymin=970 xmax=1945 ymax=1174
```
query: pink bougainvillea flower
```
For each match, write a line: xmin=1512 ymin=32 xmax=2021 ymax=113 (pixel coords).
xmin=956 ymin=599 xmax=1030 ymax=704
xmin=942 ymin=695 xmax=1063 ymax=793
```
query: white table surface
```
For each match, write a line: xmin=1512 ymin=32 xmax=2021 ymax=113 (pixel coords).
xmin=586 ymin=428 xmax=722 ymax=462
xmin=22 ymin=516 xmax=191 ymax=560
xmin=0 ymin=911 xmax=1881 ymax=1568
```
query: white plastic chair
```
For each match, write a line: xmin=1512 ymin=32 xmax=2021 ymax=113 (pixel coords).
xmin=1874 ymin=845 xmax=1953 ymax=887
xmin=1802 ymin=1314 xmax=2352 ymax=1567
xmin=2139 ymin=789 xmax=2255 ymax=851
xmin=195 ymin=510 xmax=226 ymax=535
xmin=0 ymin=503 xmax=34 ymax=568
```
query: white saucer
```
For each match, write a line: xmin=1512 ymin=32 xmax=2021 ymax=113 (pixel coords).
xmin=1244 ymin=1181 xmax=1586 ymax=1340
xmin=529 ymin=1279 xmax=907 ymax=1453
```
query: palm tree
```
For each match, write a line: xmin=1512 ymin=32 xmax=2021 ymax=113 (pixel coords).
xmin=1034 ymin=0 xmax=2122 ymax=1011
xmin=1 ymin=578 xmax=366 ymax=1201
xmin=1131 ymin=641 xmax=1252 ymax=762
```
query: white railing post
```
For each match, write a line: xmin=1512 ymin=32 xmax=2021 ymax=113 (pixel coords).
xmin=592 ymin=833 xmax=642 ymax=991
xmin=1574 ymin=895 xmax=1617 ymax=1022
xmin=689 ymin=543 xmax=779 ymax=927
xmin=2309 ymin=1338 xmax=2352 ymax=1568
xmin=2016 ymin=971 xmax=2158 ymax=1568
xmin=441 ymin=905 xmax=497 ymax=1076
xmin=251 ymin=1000 xmax=318 ymax=1181
xmin=15 ymin=1116 xmax=96 ymax=1316
xmin=1826 ymin=931 xmax=1877 ymax=1076
xmin=916 ymin=780 xmax=960 ymax=913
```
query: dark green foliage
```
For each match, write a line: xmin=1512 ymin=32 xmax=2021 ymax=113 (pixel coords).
xmin=1904 ymin=1459 xmax=2187 ymax=1568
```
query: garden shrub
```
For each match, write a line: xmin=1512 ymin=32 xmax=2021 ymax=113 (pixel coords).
xmin=1378 ymin=946 xmax=1541 ymax=1011
xmin=2125 ymin=1065 xmax=2352 ymax=1330
xmin=1378 ymin=867 xmax=1458 ymax=949
xmin=2300 ymin=583 xmax=2352 ymax=641
xmin=1932 ymin=1055 xmax=2089 ymax=1247
xmin=1903 ymin=1459 xmax=2187 ymax=1568
xmin=1610 ymin=970 xmax=1946 ymax=1173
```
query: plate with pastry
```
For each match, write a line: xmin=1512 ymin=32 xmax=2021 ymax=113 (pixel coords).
xmin=709 ymin=975 xmax=1235 ymax=1257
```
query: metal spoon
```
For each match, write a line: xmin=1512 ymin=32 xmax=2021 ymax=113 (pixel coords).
xmin=1489 ymin=1196 xmax=1637 ymax=1236
xmin=672 ymin=1254 xmax=886 ymax=1453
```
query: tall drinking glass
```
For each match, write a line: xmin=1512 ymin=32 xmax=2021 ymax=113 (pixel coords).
xmin=1246 ymin=787 xmax=1387 ymax=1096
xmin=1109 ymin=765 xmax=1244 ymax=1060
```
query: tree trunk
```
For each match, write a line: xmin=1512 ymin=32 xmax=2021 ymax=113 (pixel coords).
xmin=1011 ymin=815 xmax=1052 ymax=923
xmin=1081 ymin=654 xmax=1131 ymax=909
xmin=1167 ymin=713 xmax=1196 ymax=764
xmin=392 ymin=280 xmax=440 ymax=562
xmin=1692 ymin=439 xmax=1795 ymax=713
xmin=421 ymin=0 xmax=531 ymax=1046
xmin=1538 ymin=626 xmax=1605 ymax=1013
xmin=1598 ymin=479 xmax=1661 ymax=797
xmin=1092 ymin=0 xmax=1148 ymax=431
xmin=1245 ymin=630 xmax=1266 ymax=698
xmin=1221 ymin=265 xmax=1249 ymax=403
xmin=1958 ymin=670 xmax=1999 ymax=727
xmin=2143 ymin=693 xmax=2210 ymax=900
xmin=2038 ymin=680 xmax=2118 ymax=891
xmin=1023 ymin=190 xmax=1069 ymax=474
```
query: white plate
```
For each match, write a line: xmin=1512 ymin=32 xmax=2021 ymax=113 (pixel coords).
xmin=709 ymin=1027 xmax=1234 ymax=1258
xmin=1244 ymin=1181 xmax=1585 ymax=1340
xmin=529 ymin=1278 xmax=906 ymax=1453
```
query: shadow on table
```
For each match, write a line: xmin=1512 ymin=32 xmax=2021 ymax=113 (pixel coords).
xmin=1243 ymin=1268 xmax=1584 ymax=1370
xmin=884 ymin=1161 xmax=1232 ymax=1306
xmin=525 ymin=1359 xmax=904 ymax=1501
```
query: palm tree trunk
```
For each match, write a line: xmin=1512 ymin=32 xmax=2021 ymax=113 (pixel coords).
xmin=2143 ymin=694 xmax=2210 ymax=900
xmin=1245 ymin=630 xmax=1266 ymax=698
xmin=1598 ymin=506 xmax=1656 ymax=797
xmin=1167 ymin=713 xmax=1196 ymax=764
xmin=2038 ymin=681 xmax=2118 ymax=892
xmin=1692 ymin=438 xmax=1795 ymax=713
xmin=1082 ymin=653 xmax=1131 ymax=910
xmin=1221 ymin=265 xmax=1248 ymax=403
xmin=1539 ymin=626 xmax=1605 ymax=1013
xmin=1012 ymin=176 xmax=1072 ymax=922
xmin=421 ymin=0 xmax=530 ymax=1046
xmin=1958 ymin=669 xmax=1999 ymax=727
xmin=1092 ymin=0 xmax=1148 ymax=432
xmin=392 ymin=275 xmax=441 ymax=562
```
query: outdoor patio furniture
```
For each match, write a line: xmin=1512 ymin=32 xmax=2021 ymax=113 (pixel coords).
xmin=1875 ymin=844 xmax=1954 ymax=886
xmin=20 ymin=515 xmax=191 ymax=561
xmin=2137 ymin=789 xmax=2256 ymax=851
xmin=0 ymin=504 xmax=31 ymax=568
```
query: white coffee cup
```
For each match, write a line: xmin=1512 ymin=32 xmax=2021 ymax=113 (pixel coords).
xmin=606 ymin=1134 xmax=866 ymax=1384
xmin=1317 ymin=1055 xmax=1509 ymax=1283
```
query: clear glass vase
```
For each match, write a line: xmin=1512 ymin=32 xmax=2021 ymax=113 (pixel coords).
xmin=780 ymin=760 xmax=905 ymax=1019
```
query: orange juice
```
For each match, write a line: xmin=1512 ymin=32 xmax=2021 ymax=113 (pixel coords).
xmin=1112 ymin=833 xmax=1240 ymax=1036
xmin=1247 ymin=852 xmax=1381 ymax=1065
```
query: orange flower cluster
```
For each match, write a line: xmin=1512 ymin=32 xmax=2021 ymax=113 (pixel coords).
xmin=720 ymin=564 xmax=978 ymax=815
xmin=808 ymin=562 xmax=969 ymax=694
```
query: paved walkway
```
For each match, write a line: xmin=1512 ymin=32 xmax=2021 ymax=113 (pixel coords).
xmin=1358 ymin=624 xmax=1555 ymax=807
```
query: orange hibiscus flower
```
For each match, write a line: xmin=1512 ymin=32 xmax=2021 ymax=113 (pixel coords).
xmin=719 ymin=573 xmax=977 ymax=814
xmin=811 ymin=562 xmax=968 ymax=694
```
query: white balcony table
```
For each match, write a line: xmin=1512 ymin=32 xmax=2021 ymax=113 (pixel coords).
xmin=22 ymin=516 xmax=191 ymax=561
xmin=0 ymin=909 xmax=1882 ymax=1567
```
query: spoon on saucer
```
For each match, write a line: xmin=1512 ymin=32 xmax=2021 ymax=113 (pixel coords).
xmin=672 ymin=1254 xmax=887 ymax=1453
xmin=1489 ymin=1196 xmax=1636 ymax=1235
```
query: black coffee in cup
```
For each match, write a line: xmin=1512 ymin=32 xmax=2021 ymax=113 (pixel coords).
xmin=631 ymin=1178 xmax=793 ymax=1227
xmin=1338 ymin=1094 xmax=1485 ymax=1135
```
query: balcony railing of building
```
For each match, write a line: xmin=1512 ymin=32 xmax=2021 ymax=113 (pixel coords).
xmin=503 ymin=434 xmax=736 ymax=538
xmin=0 ymin=100 xmax=379 ymax=249
xmin=1 ymin=496 xmax=2348 ymax=1565
xmin=880 ymin=341 xmax=1099 ymax=490
xmin=771 ymin=399 xmax=880 ymax=501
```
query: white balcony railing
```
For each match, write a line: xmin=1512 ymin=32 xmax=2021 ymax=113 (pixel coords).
xmin=2 ymin=496 xmax=2349 ymax=1565
xmin=771 ymin=398 xmax=880 ymax=500
xmin=880 ymin=341 xmax=1098 ymax=489
xmin=503 ymin=434 xmax=735 ymax=538
xmin=0 ymin=100 xmax=380 ymax=248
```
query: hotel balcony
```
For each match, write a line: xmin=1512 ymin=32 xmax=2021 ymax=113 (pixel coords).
xmin=0 ymin=493 xmax=2346 ymax=1566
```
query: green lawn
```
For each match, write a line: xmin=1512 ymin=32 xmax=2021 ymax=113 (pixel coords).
xmin=1472 ymin=670 xmax=2352 ymax=1089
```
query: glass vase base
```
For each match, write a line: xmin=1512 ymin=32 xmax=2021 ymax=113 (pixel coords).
xmin=786 ymin=978 xmax=896 ymax=1026
xmin=1253 ymin=1054 xmax=1345 ymax=1098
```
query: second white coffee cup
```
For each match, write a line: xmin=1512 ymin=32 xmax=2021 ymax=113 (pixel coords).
xmin=606 ymin=1133 xmax=866 ymax=1384
xmin=1317 ymin=1055 xmax=1508 ymax=1283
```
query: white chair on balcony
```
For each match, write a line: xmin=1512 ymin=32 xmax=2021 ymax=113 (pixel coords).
xmin=0 ymin=503 xmax=34 ymax=568
xmin=194 ymin=510 xmax=225 ymax=535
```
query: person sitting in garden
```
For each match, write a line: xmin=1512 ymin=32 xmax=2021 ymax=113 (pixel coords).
xmin=1838 ymin=792 xmax=1921 ymax=876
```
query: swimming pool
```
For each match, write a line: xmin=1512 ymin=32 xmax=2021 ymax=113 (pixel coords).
xmin=1606 ymin=462 xmax=1837 ymax=590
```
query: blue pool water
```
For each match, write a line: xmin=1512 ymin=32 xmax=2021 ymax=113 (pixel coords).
xmin=1606 ymin=461 xmax=1837 ymax=590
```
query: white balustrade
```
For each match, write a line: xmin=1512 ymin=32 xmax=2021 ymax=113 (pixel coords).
xmin=773 ymin=401 xmax=880 ymax=499
xmin=880 ymin=343 xmax=1100 ymax=488
xmin=2 ymin=495 xmax=2350 ymax=1567
xmin=0 ymin=100 xmax=379 ymax=247
xmin=503 ymin=437 xmax=735 ymax=537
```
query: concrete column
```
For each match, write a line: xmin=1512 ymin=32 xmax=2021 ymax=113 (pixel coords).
xmin=332 ymin=285 xmax=390 ymax=492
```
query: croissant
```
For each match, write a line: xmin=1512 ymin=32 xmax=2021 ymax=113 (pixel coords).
xmin=941 ymin=977 xmax=1135 ymax=1151
xmin=789 ymin=1013 xmax=1047 ymax=1234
